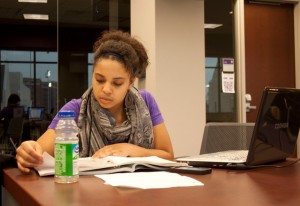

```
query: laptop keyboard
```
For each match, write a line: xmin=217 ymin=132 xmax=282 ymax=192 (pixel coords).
xmin=177 ymin=150 xmax=249 ymax=163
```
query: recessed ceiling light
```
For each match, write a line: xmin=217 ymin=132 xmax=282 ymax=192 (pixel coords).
xmin=23 ymin=14 xmax=49 ymax=20
xmin=204 ymin=24 xmax=223 ymax=29
xmin=18 ymin=0 xmax=47 ymax=3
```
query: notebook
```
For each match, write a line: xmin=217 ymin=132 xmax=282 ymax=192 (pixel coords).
xmin=177 ymin=87 xmax=300 ymax=169
xmin=28 ymin=107 xmax=45 ymax=121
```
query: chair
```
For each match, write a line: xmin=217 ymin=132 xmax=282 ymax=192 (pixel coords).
xmin=0 ymin=107 xmax=24 ymax=143
xmin=13 ymin=107 xmax=24 ymax=118
xmin=0 ymin=117 xmax=24 ymax=155
xmin=0 ymin=118 xmax=11 ymax=146
xmin=200 ymin=122 xmax=255 ymax=154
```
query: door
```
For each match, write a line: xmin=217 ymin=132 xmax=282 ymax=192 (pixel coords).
xmin=244 ymin=2 xmax=295 ymax=123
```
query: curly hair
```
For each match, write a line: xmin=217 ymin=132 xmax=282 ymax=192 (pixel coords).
xmin=93 ymin=30 xmax=149 ymax=79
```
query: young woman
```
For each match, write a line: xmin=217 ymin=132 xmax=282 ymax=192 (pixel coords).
xmin=16 ymin=30 xmax=174 ymax=173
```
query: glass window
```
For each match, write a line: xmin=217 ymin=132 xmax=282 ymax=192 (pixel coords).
xmin=0 ymin=62 xmax=33 ymax=109
xmin=205 ymin=57 xmax=220 ymax=113
xmin=0 ymin=50 xmax=58 ymax=116
xmin=206 ymin=57 xmax=219 ymax=67
xmin=88 ymin=53 xmax=93 ymax=64
xmin=88 ymin=53 xmax=93 ymax=87
xmin=36 ymin=64 xmax=58 ymax=113
xmin=205 ymin=57 xmax=235 ymax=117
xmin=1 ymin=50 xmax=34 ymax=62
xmin=205 ymin=0 xmax=236 ymax=122
xmin=36 ymin=51 xmax=57 ymax=62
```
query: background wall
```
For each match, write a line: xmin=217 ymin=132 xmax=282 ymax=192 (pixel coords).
xmin=131 ymin=0 xmax=205 ymax=157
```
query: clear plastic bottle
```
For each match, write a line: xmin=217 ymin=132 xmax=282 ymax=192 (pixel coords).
xmin=54 ymin=110 xmax=79 ymax=183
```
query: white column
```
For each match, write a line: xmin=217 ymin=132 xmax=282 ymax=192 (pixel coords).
xmin=131 ymin=0 xmax=205 ymax=157
xmin=234 ymin=0 xmax=246 ymax=123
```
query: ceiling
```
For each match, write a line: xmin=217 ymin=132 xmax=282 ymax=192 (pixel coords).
xmin=10 ymin=0 xmax=298 ymax=34
xmin=0 ymin=0 xmax=130 ymax=28
xmin=0 ymin=0 xmax=233 ymax=34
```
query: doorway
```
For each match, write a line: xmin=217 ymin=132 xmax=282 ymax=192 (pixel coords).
xmin=244 ymin=2 xmax=295 ymax=123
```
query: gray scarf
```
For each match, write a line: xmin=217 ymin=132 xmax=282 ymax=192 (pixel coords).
xmin=78 ymin=87 xmax=154 ymax=157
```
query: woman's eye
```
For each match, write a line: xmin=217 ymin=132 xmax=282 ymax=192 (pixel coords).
xmin=97 ymin=79 xmax=105 ymax=84
xmin=113 ymin=82 xmax=123 ymax=87
xmin=96 ymin=79 xmax=123 ymax=87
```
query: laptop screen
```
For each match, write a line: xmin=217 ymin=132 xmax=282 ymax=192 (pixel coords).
xmin=28 ymin=107 xmax=45 ymax=120
xmin=246 ymin=87 xmax=300 ymax=166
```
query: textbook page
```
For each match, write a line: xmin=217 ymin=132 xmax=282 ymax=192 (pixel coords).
xmin=34 ymin=152 xmax=187 ymax=176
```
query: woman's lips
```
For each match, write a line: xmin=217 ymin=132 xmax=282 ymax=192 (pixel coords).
xmin=99 ymin=97 xmax=113 ymax=104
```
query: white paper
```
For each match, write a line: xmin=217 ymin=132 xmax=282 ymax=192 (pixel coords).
xmin=95 ymin=171 xmax=204 ymax=189
xmin=222 ymin=72 xmax=235 ymax=93
xmin=34 ymin=152 xmax=55 ymax=176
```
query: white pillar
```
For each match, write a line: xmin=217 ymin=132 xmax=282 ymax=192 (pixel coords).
xmin=131 ymin=0 xmax=205 ymax=157
xmin=234 ymin=0 xmax=246 ymax=123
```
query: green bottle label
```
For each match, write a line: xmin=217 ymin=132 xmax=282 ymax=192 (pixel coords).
xmin=55 ymin=143 xmax=79 ymax=176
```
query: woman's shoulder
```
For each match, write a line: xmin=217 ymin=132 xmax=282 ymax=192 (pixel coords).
xmin=139 ymin=89 xmax=155 ymax=101
xmin=48 ymin=98 xmax=82 ymax=129
xmin=61 ymin=98 xmax=82 ymax=112
xmin=139 ymin=89 xmax=158 ymax=107
xmin=138 ymin=89 xmax=163 ymax=125
xmin=69 ymin=98 xmax=82 ymax=105
xmin=66 ymin=98 xmax=82 ymax=105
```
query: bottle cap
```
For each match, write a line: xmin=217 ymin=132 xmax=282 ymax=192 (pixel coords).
xmin=58 ymin=111 xmax=75 ymax=118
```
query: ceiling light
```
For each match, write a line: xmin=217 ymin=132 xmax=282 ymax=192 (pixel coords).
xmin=18 ymin=0 xmax=47 ymax=3
xmin=204 ymin=24 xmax=223 ymax=29
xmin=23 ymin=14 xmax=49 ymax=20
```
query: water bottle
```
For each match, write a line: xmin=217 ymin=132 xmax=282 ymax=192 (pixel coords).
xmin=54 ymin=110 xmax=79 ymax=183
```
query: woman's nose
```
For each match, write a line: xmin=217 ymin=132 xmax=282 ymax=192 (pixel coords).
xmin=102 ymin=83 xmax=112 ymax=94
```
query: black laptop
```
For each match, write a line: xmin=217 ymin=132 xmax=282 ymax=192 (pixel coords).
xmin=177 ymin=87 xmax=300 ymax=168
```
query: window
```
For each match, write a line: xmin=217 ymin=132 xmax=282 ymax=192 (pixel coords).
xmin=0 ymin=50 xmax=58 ymax=115
xmin=205 ymin=0 xmax=236 ymax=122
xmin=88 ymin=53 xmax=93 ymax=87
xmin=205 ymin=57 xmax=220 ymax=113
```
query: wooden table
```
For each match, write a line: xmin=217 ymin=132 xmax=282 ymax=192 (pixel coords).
xmin=3 ymin=159 xmax=300 ymax=206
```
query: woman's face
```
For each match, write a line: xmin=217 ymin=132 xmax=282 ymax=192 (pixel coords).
xmin=92 ymin=58 xmax=133 ymax=113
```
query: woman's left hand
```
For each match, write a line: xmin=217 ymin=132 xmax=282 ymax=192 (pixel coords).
xmin=92 ymin=143 xmax=141 ymax=158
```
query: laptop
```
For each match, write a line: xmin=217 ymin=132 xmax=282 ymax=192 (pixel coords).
xmin=28 ymin=107 xmax=45 ymax=121
xmin=177 ymin=87 xmax=300 ymax=169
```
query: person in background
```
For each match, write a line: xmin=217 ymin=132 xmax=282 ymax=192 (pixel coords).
xmin=16 ymin=30 xmax=174 ymax=173
xmin=0 ymin=93 xmax=21 ymax=121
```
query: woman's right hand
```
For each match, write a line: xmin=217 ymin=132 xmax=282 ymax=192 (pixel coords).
xmin=16 ymin=140 xmax=44 ymax=173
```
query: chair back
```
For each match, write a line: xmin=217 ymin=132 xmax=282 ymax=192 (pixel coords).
xmin=7 ymin=117 xmax=24 ymax=150
xmin=200 ymin=122 xmax=255 ymax=154
xmin=13 ymin=107 xmax=24 ymax=118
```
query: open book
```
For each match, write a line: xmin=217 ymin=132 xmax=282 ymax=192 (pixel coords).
xmin=34 ymin=152 xmax=188 ymax=176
